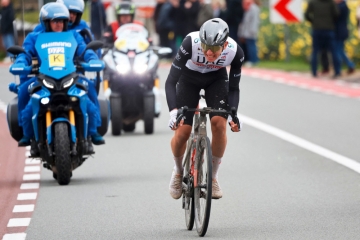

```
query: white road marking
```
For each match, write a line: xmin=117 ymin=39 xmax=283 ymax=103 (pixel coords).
xmin=2 ymin=233 xmax=27 ymax=240
xmin=20 ymin=183 xmax=39 ymax=190
xmin=7 ymin=218 xmax=31 ymax=227
xmin=23 ymin=174 xmax=40 ymax=181
xmin=17 ymin=193 xmax=37 ymax=201
xmin=13 ymin=205 xmax=35 ymax=213
xmin=25 ymin=158 xmax=41 ymax=165
xmin=238 ymin=113 xmax=360 ymax=174
xmin=24 ymin=166 xmax=40 ymax=173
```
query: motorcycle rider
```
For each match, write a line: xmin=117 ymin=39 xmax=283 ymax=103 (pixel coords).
xmin=10 ymin=0 xmax=102 ymax=134
xmin=11 ymin=2 xmax=105 ymax=147
xmin=103 ymin=1 xmax=142 ymax=46
xmin=166 ymin=18 xmax=243 ymax=199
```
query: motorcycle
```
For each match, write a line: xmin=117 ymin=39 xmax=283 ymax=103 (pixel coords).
xmin=102 ymin=23 xmax=171 ymax=135
xmin=7 ymin=32 xmax=109 ymax=185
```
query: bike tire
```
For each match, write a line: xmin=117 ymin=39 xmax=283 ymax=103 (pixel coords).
xmin=110 ymin=96 xmax=122 ymax=136
xmin=184 ymin=134 xmax=195 ymax=230
xmin=194 ymin=136 xmax=212 ymax=236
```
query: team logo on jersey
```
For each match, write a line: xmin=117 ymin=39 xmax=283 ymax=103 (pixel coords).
xmin=180 ymin=46 xmax=189 ymax=55
xmin=221 ymin=56 xmax=226 ymax=59
xmin=175 ymin=53 xmax=181 ymax=61
xmin=194 ymin=38 xmax=199 ymax=43
xmin=240 ymin=56 xmax=244 ymax=62
xmin=228 ymin=43 xmax=234 ymax=48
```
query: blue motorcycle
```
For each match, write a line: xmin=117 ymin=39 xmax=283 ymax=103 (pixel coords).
xmin=7 ymin=32 xmax=109 ymax=185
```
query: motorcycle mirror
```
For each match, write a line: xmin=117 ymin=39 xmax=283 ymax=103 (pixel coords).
xmin=7 ymin=45 xmax=25 ymax=56
xmin=86 ymin=41 xmax=104 ymax=51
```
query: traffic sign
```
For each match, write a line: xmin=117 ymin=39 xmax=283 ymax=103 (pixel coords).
xmin=270 ymin=0 xmax=303 ymax=23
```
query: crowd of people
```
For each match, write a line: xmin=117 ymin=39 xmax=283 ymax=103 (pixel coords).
xmin=153 ymin=0 xmax=260 ymax=66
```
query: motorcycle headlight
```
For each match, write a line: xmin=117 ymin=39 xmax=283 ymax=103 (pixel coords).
xmin=116 ymin=64 xmax=130 ymax=74
xmin=134 ymin=63 xmax=148 ymax=74
xmin=43 ymin=79 xmax=54 ymax=89
xmin=63 ymin=78 xmax=74 ymax=88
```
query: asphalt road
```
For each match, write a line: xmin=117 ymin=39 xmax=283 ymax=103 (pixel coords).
xmin=0 ymin=65 xmax=360 ymax=239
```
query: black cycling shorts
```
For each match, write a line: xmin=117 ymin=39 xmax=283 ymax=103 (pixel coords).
xmin=176 ymin=75 xmax=229 ymax=126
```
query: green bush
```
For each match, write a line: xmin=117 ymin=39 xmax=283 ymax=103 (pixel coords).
xmin=258 ymin=2 xmax=360 ymax=65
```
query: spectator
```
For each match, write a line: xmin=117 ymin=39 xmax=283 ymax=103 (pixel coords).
xmin=91 ymin=0 xmax=107 ymax=40
xmin=237 ymin=0 xmax=260 ymax=67
xmin=334 ymin=0 xmax=354 ymax=74
xmin=0 ymin=0 xmax=15 ymax=63
xmin=305 ymin=0 xmax=340 ymax=78
xmin=225 ymin=0 xmax=243 ymax=45
xmin=197 ymin=0 xmax=213 ymax=28
xmin=212 ymin=0 xmax=227 ymax=19
xmin=181 ymin=0 xmax=200 ymax=35
xmin=156 ymin=0 xmax=178 ymax=56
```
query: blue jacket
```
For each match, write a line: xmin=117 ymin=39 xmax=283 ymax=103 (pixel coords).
xmin=335 ymin=1 xmax=349 ymax=41
xmin=34 ymin=20 xmax=100 ymax=57
xmin=15 ymin=29 xmax=98 ymax=67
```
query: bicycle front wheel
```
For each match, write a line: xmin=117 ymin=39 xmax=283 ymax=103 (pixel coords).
xmin=184 ymin=134 xmax=195 ymax=230
xmin=194 ymin=136 xmax=212 ymax=236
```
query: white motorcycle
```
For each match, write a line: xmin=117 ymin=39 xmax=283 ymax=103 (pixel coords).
xmin=103 ymin=23 xmax=171 ymax=135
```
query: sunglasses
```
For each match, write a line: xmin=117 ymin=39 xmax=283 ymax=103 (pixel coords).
xmin=201 ymin=43 xmax=223 ymax=52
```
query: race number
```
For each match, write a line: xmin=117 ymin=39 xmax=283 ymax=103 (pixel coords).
xmin=49 ymin=54 xmax=65 ymax=67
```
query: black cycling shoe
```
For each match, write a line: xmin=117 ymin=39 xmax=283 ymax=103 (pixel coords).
xmin=18 ymin=136 xmax=31 ymax=147
xmin=90 ymin=133 xmax=105 ymax=145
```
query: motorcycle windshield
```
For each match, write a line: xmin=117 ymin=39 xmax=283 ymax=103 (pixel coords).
xmin=114 ymin=23 xmax=149 ymax=53
xmin=35 ymin=32 xmax=78 ymax=80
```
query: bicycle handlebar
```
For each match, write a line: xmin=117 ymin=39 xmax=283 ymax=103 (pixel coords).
xmin=175 ymin=106 xmax=240 ymax=129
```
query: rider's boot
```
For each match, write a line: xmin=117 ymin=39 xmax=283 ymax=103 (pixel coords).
xmin=30 ymin=140 xmax=40 ymax=157
xmin=87 ymin=137 xmax=95 ymax=154
xmin=18 ymin=136 xmax=31 ymax=147
xmin=90 ymin=133 xmax=105 ymax=145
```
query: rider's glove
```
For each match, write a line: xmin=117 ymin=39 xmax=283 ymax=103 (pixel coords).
xmin=168 ymin=109 xmax=178 ymax=129
xmin=8 ymin=82 xmax=19 ymax=94
xmin=227 ymin=115 xmax=242 ymax=132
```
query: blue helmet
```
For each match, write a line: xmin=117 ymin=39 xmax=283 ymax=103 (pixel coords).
xmin=39 ymin=2 xmax=69 ymax=32
xmin=57 ymin=0 xmax=84 ymax=26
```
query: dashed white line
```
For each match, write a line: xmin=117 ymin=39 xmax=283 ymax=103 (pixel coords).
xmin=24 ymin=166 xmax=40 ymax=173
xmin=7 ymin=218 xmax=31 ymax=227
xmin=20 ymin=183 xmax=39 ymax=190
xmin=13 ymin=205 xmax=35 ymax=213
xmin=17 ymin=193 xmax=37 ymax=201
xmin=25 ymin=158 xmax=41 ymax=165
xmin=2 ymin=233 xmax=27 ymax=240
xmin=23 ymin=174 xmax=40 ymax=181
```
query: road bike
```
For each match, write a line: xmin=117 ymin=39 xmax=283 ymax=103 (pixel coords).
xmin=175 ymin=106 xmax=240 ymax=236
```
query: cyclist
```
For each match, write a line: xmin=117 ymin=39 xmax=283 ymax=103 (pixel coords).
xmin=11 ymin=2 xmax=105 ymax=147
xmin=102 ymin=1 xmax=142 ymax=46
xmin=165 ymin=18 xmax=244 ymax=199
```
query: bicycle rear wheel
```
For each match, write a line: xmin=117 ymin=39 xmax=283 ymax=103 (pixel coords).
xmin=184 ymin=134 xmax=195 ymax=230
xmin=194 ymin=136 xmax=212 ymax=236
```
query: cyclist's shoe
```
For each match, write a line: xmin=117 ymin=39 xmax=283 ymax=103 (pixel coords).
xmin=212 ymin=179 xmax=223 ymax=199
xmin=169 ymin=170 xmax=183 ymax=199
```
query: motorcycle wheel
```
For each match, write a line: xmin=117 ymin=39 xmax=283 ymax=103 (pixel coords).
xmin=123 ymin=123 xmax=135 ymax=132
xmin=54 ymin=123 xmax=72 ymax=185
xmin=110 ymin=96 xmax=122 ymax=136
xmin=143 ymin=94 xmax=154 ymax=134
